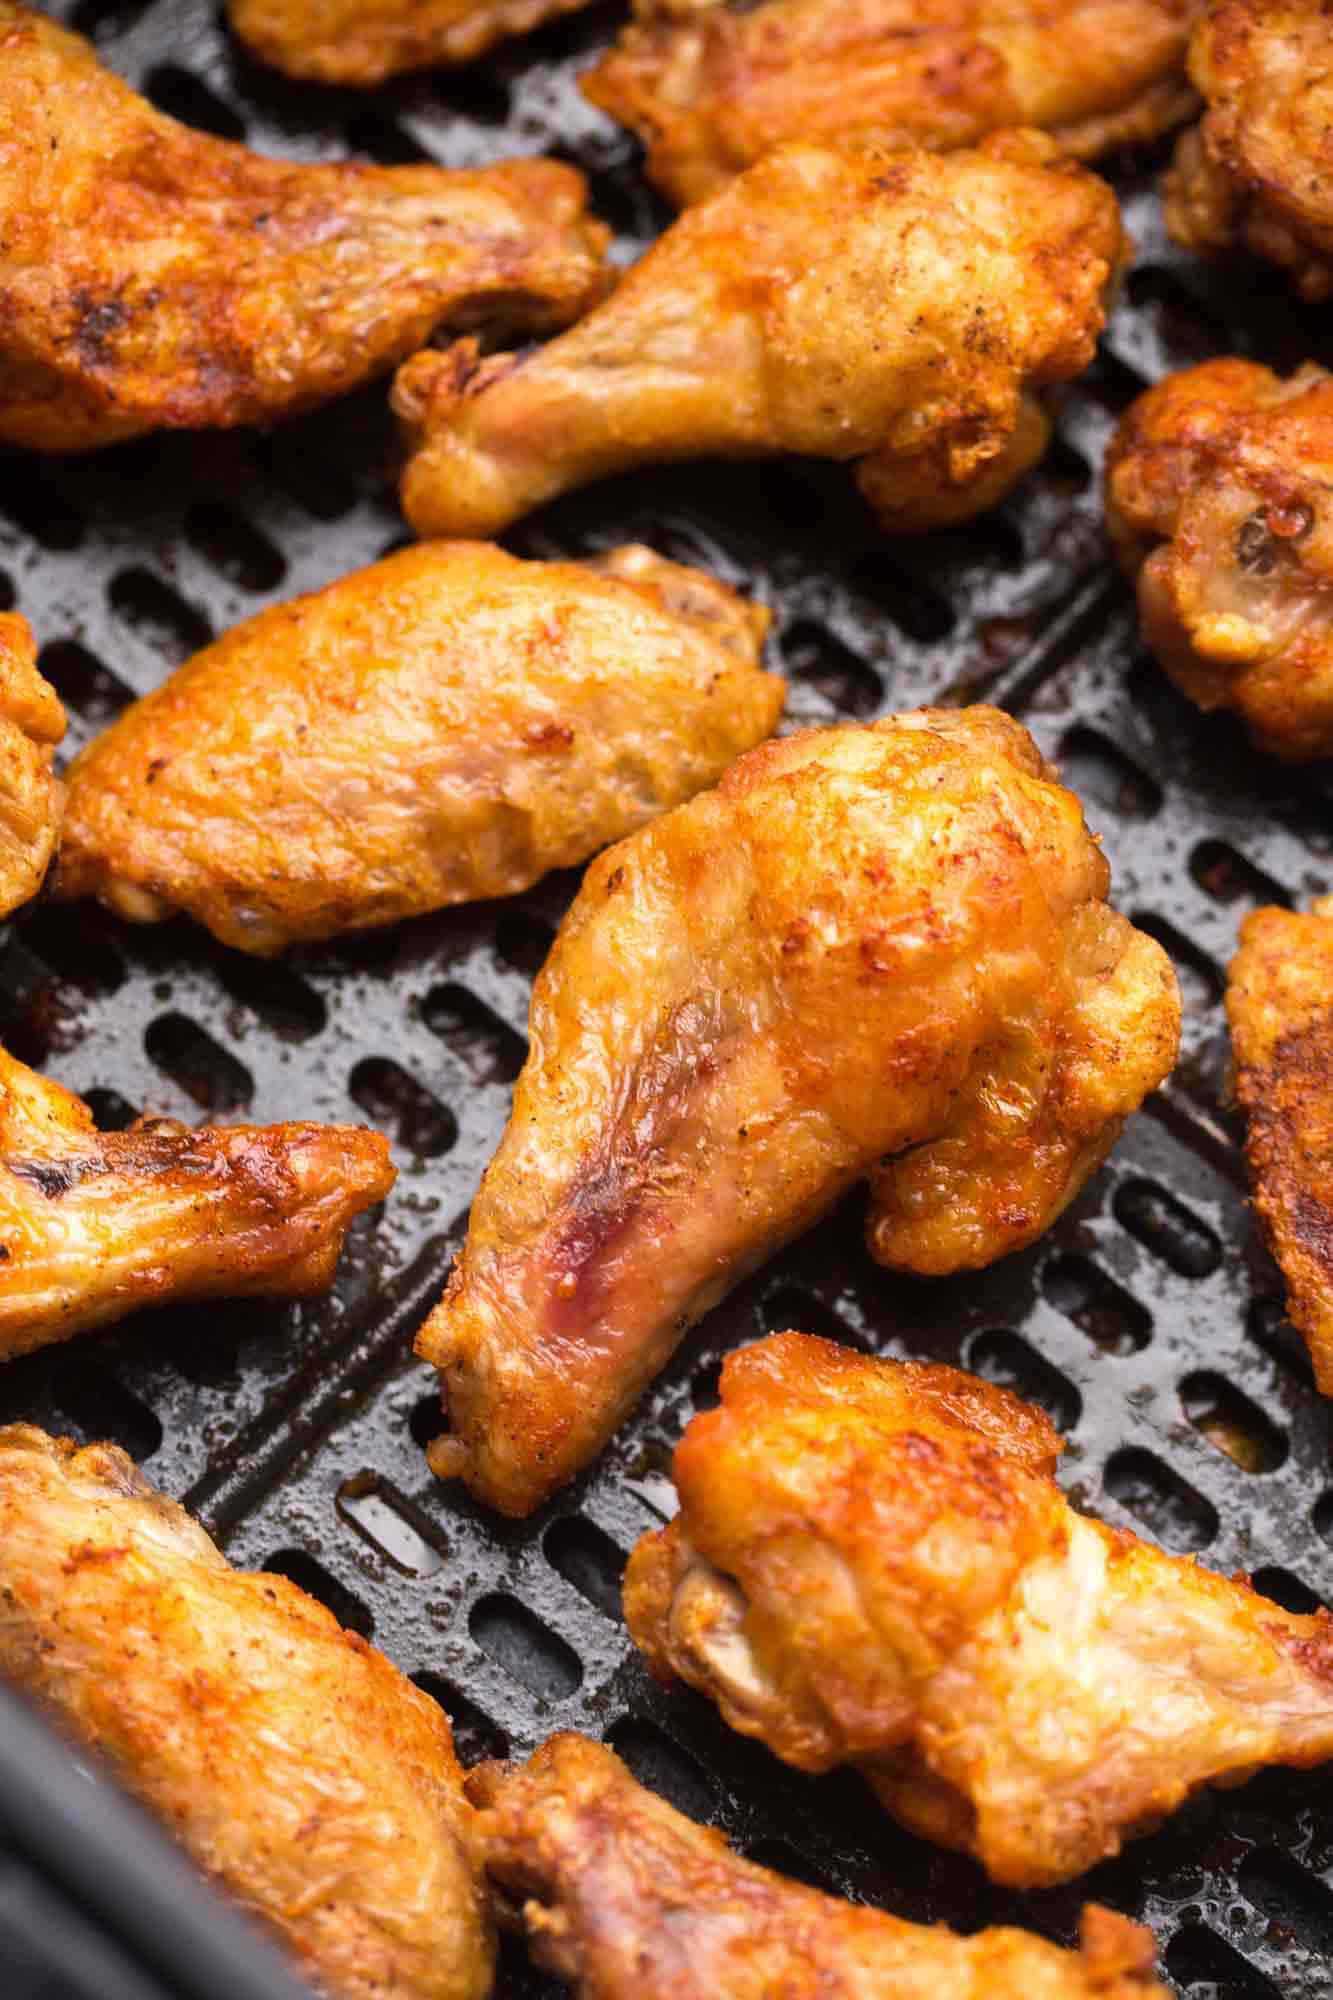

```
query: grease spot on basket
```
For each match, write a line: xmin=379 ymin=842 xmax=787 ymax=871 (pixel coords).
xmin=264 ymin=1549 xmax=373 ymax=1637
xmin=1114 ymin=1178 xmax=1221 ymax=1279
xmin=605 ymin=1717 xmax=715 ymax=1820
xmin=1179 ymin=1372 xmax=1286 ymax=1474
xmin=1104 ymin=1447 xmax=1217 ymax=1551
xmin=1042 ymin=1253 xmax=1151 ymax=1355
xmin=471 ymin=1594 xmax=582 ymax=1700
xmin=968 ymin=1329 xmax=1081 ymax=1433
xmin=544 ymin=1515 xmax=626 ymax=1622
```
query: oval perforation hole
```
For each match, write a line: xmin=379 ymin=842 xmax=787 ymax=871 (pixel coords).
xmin=422 ymin=983 xmax=525 ymax=1084
xmin=435 ymin=67 xmax=511 ymax=125
xmin=411 ymin=1672 xmax=509 ymax=1766
xmin=495 ymin=912 xmax=556 ymax=982
xmin=1041 ymin=1253 xmax=1151 ymax=1355
xmin=145 ymin=1013 xmax=253 ymax=1113
xmin=1114 ymin=1178 xmax=1221 ymax=1279
xmin=1128 ymin=911 xmax=1224 ymax=1012
xmin=184 ymin=503 xmax=286 ymax=594
xmin=349 ymin=1057 xmax=456 ymax=1157
xmin=1165 ymin=1923 xmax=1281 ymax=1998
xmin=968 ymin=1329 xmax=1081 ymax=1433
xmin=336 ymin=1473 xmax=446 ymax=1578
xmin=216 ymin=957 xmax=326 ymax=1042
xmin=1104 ymin=1447 xmax=1218 ymax=1551
xmin=781 ymin=618 xmax=882 ymax=717
xmin=408 ymin=1391 xmax=445 ymax=1450
xmin=692 ymin=1356 xmax=722 ymax=1410
xmin=261 ymin=429 xmax=358 ymax=522
xmin=20 ymin=906 xmax=126 ymax=996
xmin=762 ymin=1282 xmax=866 ymax=1350
xmin=54 ymin=1366 xmax=162 ymax=1463
xmin=263 ymin=1549 xmax=373 ymax=1637
xmin=1058 ymin=726 xmax=1162 ymax=821
xmin=1239 ymin=1850 xmax=1333 ymax=1959
xmin=847 ymin=553 xmax=954 ymax=643
xmin=470 ymin=1594 xmax=582 ymax=1701
xmin=604 ymin=1717 xmax=716 ymax=1821
xmin=543 ymin=1516 xmax=626 ymax=1622
xmin=1179 ymin=1372 xmax=1286 ymax=1474
xmin=1250 ymin=1566 xmax=1324 ymax=1615
xmin=345 ymin=113 xmax=434 ymax=166
xmin=38 ymin=639 xmax=134 ymax=727
xmin=1247 ymin=1295 xmax=1315 ymax=1387
xmin=83 ymin=1086 xmax=139 ymax=1132
xmin=109 ymin=568 xmax=212 ymax=666
xmin=144 ymin=64 xmax=246 ymax=140
xmin=1190 ymin=839 xmax=1290 ymax=911
xmin=0 ymin=473 xmax=84 ymax=552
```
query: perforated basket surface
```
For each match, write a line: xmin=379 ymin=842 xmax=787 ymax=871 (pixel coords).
xmin=2 ymin=6 xmax=1333 ymax=1995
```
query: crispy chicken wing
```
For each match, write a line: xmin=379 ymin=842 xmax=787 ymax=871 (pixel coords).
xmin=394 ymin=132 xmax=1124 ymax=540
xmin=1228 ymin=898 xmax=1333 ymax=1392
xmin=0 ymin=1046 xmax=394 ymax=1359
xmin=0 ymin=2 xmax=609 ymax=452
xmin=416 ymin=706 xmax=1179 ymax=1515
xmin=1163 ymin=0 xmax=1333 ymax=299
xmin=229 ymin=0 xmax=594 ymax=81
xmin=1106 ymin=358 xmax=1333 ymax=762
xmin=583 ymin=0 xmax=1194 ymax=208
xmin=470 ymin=1733 xmax=1166 ymax=1998
xmin=58 ymin=542 xmax=781 ymax=957
xmin=626 ymin=1331 xmax=1333 ymax=1887
xmin=0 ymin=613 xmax=64 ymax=919
xmin=0 ymin=1426 xmax=493 ymax=2000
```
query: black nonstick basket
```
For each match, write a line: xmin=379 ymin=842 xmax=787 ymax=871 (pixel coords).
xmin=3 ymin=5 xmax=1333 ymax=1994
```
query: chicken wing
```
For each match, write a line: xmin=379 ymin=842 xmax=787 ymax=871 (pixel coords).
xmin=583 ymin=0 xmax=1195 ymax=208
xmin=229 ymin=0 xmax=594 ymax=81
xmin=470 ymin=1733 xmax=1167 ymax=1998
xmin=1163 ymin=0 xmax=1333 ymax=300
xmin=1105 ymin=358 xmax=1333 ymax=762
xmin=57 ymin=542 xmax=781 ymax=957
xmin=0 ymin=2 xmax=609 ymax=452
xmin=0 ymin=1046 xmax=394 ymax=1359
xmin=394 ymin=131 xmax=1125 ymax=540
xmin=625 ymin=1330 xmax=1333 ymax=1887
xmin=0 ymin=613 xmax=64 ymax=919
xmin=0 ymin=1425 xmax=493 ymax=2000
xmin=1228 ymin=898 xmax=1333 ymax=1392
xmin=416 ymin=706 xmax=1179 ymax=1516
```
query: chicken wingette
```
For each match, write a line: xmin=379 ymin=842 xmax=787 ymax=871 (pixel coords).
xmin=626 ymin=1331 xmax=1333 ymax=1887
xmin=0 ymin=1426 xmax=493 ymax=2000
xmin=58 ymin=542 xmax=781 ymax=956
xmin=229 ymin=0 xmax=594 ymax=81
xmin=584 ymin=0 xmax=1195 ymax=208
xmin=1106 ymin=357 xmax=1333 ymax=761
xmin=395 ymin=132 xmax=1125 ymax=541
xmin=471 ymin=1733 xmax=1167 ymax=1998
xmin=416 ymin=706 xmax=1180 ymax=1516
xmin=0 ymin=1 xmax=608 ymax=451
xmin=0 ymin=613 xmax=63 ymax=919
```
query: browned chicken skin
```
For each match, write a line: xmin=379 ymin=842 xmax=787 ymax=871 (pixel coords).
xmin=470 ymin=1733 xmax=1167 ymax=1997
xmin=58 ymin=542 xmax=781 ymax=957
xmin=395 ymin=132 xmax=1125 ymax=541
xmin=1164 ymin=0 xmax=1333 ymax=299
xmin=416 ymin=707 xmax=1180 ymax=1516
xmin=1106 ymin=357 xmax=1333 ymax=761
xmin=0 ymin=2 xmax=609 ymax=451
xmin=626 ymin=1332 xmax=1333 ymax=1888
xmin=0 ymin=1047 xmax=394 ymax=1360
xmin=1228 ymin=899 xmax=1333 ymax=1394
xmin=0 ymin=613 xmax=64 ymax=919
xmin=0 ymin=1426 xmax=493 ymax=2000
xmin=584 ymin=0 xmax=1195 ymax=208
xmin=230 ymin=0 xmax=595 ymax=80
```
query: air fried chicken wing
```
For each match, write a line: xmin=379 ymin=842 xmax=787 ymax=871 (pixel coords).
xmin=1106 ymin=357 xmax=1333 ymax=760
xmin=394 ymin=132 xmax=1124 ymax=540
xmin=0 ymin=1047 xmax=394 ymax=1359
xmin=584 ymin=0 xmax=1195 ymax=208
xmin=230 ymin=0 xmax=595 ymax=80
xmin=1228 ymin=898 xmax=1333 ymax=1392
xmin=58 ymin=542 xmax=781 ymax=956
xmin=0 ymin=1426 xmax=493 ymax=2000
xmin=0 ymin=2 xmax=608 ymax=451
xmin=416 ymin=706 xmax=1179 ymax=1515
xmin=625 ymin=1331 xmax=1333 ymax=1887
xmin=0 ymin=613 xmax=64 ymax=919
xmin=470 ymin=1733 xmax=1167 ymax=1998
xmin=1163 ymin=0 xmax=1333 ymax=299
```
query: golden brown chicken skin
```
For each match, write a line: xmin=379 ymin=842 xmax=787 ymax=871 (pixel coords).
xmin=394 ymin=131 xmax=1125 ymax=541
xmin=584 ymin=0 xmax=1195 ymax=208
xmin=0 ymin=1426 xmax=493 ymax=2000
xmin=0 ymin=614 xmax=64 ymax=919
xmin=58 ymin=542 xmax=781 ymax=957
xmin=1228 ymin=898 xmax=1333 ymax=1393
xmin=626 ymin=1331 xmax=1333 ymax=1888
xmin=0 ymin=1047 xmax=394 ymax=1360
xmin=230 ymin=0 xmax=595 ymax=81
xmin=416 ymin=707 xmax=1179 ymax=1516
xmin=1164 ymin=0 xmax=1333 ymax=299
xmin=470 ymin=1733 xmax=1167 ymax=1998
xmin=0 ymin=3 xmax=608 ymax=452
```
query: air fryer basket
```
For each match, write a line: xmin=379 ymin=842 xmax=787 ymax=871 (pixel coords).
xmin=2 ymin=6 xmax=1332 ymax=1993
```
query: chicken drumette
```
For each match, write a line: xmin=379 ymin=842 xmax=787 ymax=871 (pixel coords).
xmin=626 ymin=1331 xmax=1333 ymax=1887
xmin=0 ymin=2 xmax=608 ymax=451
xmin=0 ymin=613 xmax=64 ymax=920
xmin=1228 ymin=898 xmax=1333 ymax=1393
xmin=229 ymin=0 xmax=594 ymax=80
xmin=417 ymin=707 xmax=1179 ymax=1516
xmin=0 ymin=1426 xmax=493 ymax=2000
xmin=1164 ymin=0 xmax=1333 ymax=299
xmin=1106 ymin=357 xmax=1333 ymax=760
xmin=0 ymin=1048 xmax=394 ymax=1359
xmin=471 ymin=1733 xmax=1167 ymax=1998
xmin=58 ymin=542 xmax=781 ymax=956
xmin=584 ymin=0 xmax=1195 ymax=208
xmin=395 ymin=132 xmax=1125 ymax=540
